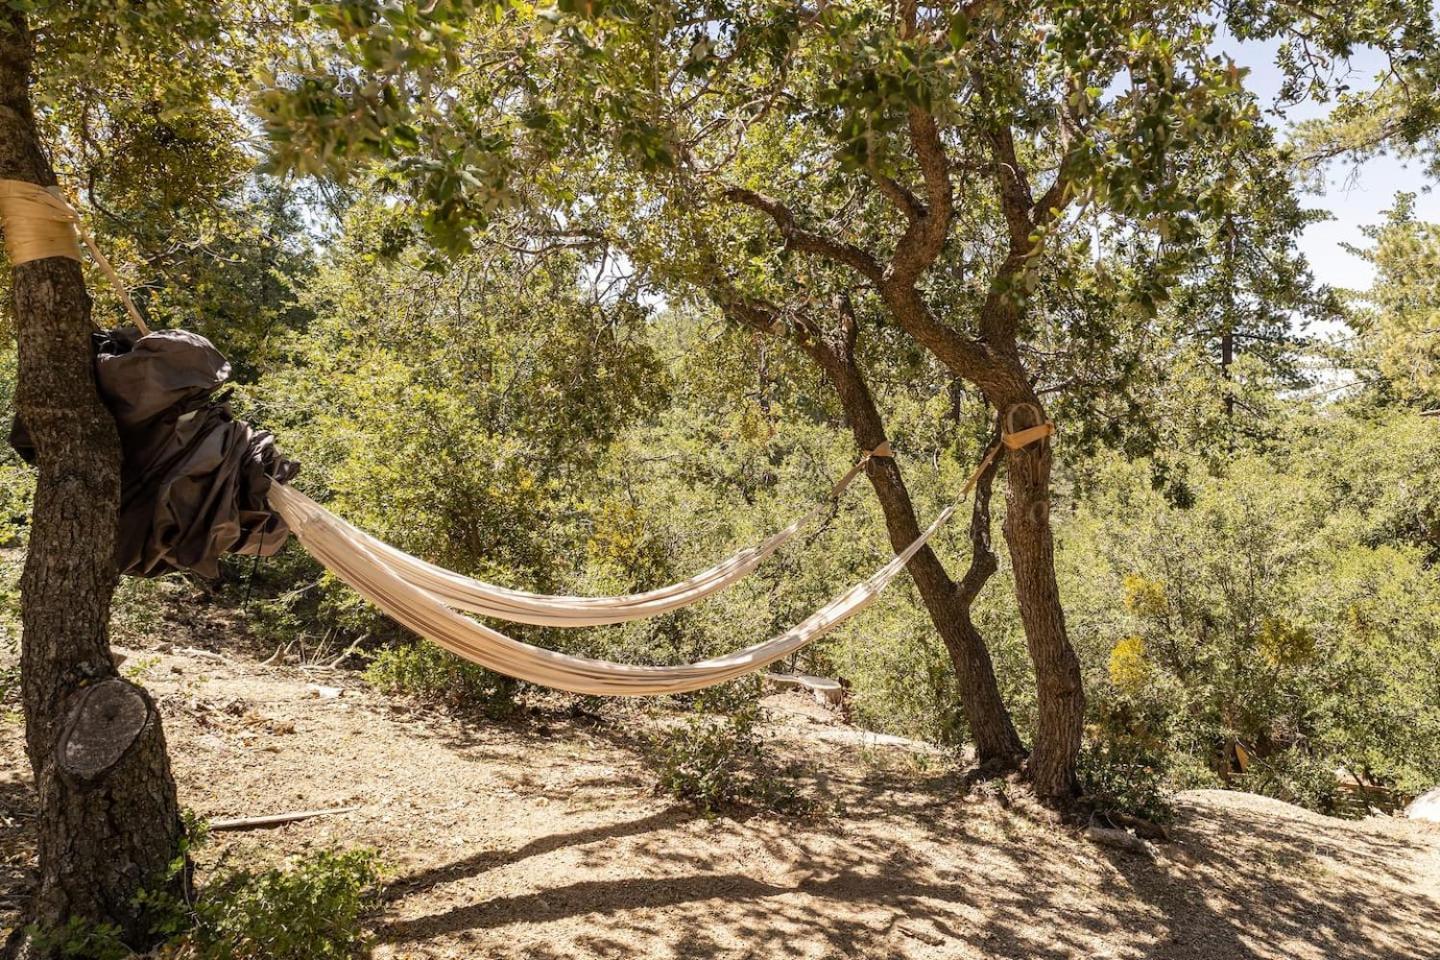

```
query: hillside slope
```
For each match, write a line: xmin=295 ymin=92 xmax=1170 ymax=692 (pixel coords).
xmin=2 ymin=641 xmax=1438 ymax=959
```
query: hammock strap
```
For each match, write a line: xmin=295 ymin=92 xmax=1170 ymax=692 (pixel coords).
xmin=1001 ymin=401 xmax=1054 ymax=450
xmin=0 ymin=178 xmax=150 ymax=334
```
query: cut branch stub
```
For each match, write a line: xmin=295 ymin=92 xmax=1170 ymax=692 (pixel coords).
xmin=58 ymin=678 xmax=152 ymax=779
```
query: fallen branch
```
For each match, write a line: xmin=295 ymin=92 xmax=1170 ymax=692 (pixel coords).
xmin=260 ymin=640 xmax=291 ymax=666
xmin=898 ymin=922 xmax=944 ymax=946
xmin=300 ymin=633 xmax=369 ymax=671
xmin=175 ymin=646 xmax=228 ymax=664
xmin=1085 ymin=823 xmax=1155 ymax=858
xmin=209 ymin=805 xmax=359 ymax=832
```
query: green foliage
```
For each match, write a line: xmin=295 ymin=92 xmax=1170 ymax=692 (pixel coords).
xmin=127 ymin=812 xmax=377 ymax=960
xmin=649 ymin=686 xmax=807 ymax=815
xmin=1344 ymin=195 xmax=1440 ymax=408
xmin=22 ymin=806 xmax=376 ymax=959
xmin=827 ymin=612 xmax=969 ymax=748
xmin=0 ymin=551 xmax=18 ymax=706
xmin=23 ymin=917 xmax=132 ymax=960
xmin=366 ymin=642 xmax=518 ymax=718
xmin=1238 ymin=749 xmax=1346 ymax=815
xmin=1078 ymin=730 xmax=1180 ymax=825
xmin=1061 ymin=433 xmax=1440 ymax=814
xmin=5 ymin=3 xmax=315 ymax=359
xmin=179 ymin=849 xmax=380 ymax=960
xmin=22 ymin=844 xmax=378 ymax=960
xmin=235 ymin=203 xmax=669 ymax=704
xmin=257 ymin=0 xmax=1437 ymax=261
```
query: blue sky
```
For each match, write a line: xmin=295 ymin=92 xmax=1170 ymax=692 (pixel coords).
xmin=1223 ymin=33 xmax=1439 ymax=293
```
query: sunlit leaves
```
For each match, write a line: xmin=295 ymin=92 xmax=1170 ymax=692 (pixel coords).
xmin=1344 ymin=194 xmax=1440 ymax=407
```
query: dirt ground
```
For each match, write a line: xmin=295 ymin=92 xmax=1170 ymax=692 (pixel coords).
xmin=3 ymin=636 xmax=1439 ymax=960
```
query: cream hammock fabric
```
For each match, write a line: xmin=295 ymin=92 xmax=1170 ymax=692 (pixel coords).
xmin=266 ymin=434 xmax=1036 ymax=696
xmin=304 ymin=453 xmax=876 ymax=627
xmin=268 ymin=481 xmax=961 ymax=696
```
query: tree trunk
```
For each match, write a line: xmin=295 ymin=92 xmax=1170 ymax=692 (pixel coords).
xmin=1 ymin=12 xmax=186 ymax=956
xmin=987 ymin=384 xmax=1085 ymax=802
xmin=808 ymin=335 xmax=1025 ymax=768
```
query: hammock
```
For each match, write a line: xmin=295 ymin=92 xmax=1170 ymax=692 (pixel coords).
xmin=265 ymin=438 xmax=1024 ymax=696
xmin=306 ymin=452 xmax=877 ymax=626
xmin=268 ymin=481 xmax=962 ymax=695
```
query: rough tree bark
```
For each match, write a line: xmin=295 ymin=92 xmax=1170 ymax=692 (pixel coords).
xmin=1 ymin=11 xmax=186 ymax=956
xmin=803 ymin=329 xmax=1025 ymax=768
xmin=716 ymin=294 xmax=1026 ymax=769
xmin=985 ymin=378 xmax=1083 ymax=799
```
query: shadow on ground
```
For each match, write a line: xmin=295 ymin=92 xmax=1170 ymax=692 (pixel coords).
xmin=373 ymin=728 xmax=1440 ymax=960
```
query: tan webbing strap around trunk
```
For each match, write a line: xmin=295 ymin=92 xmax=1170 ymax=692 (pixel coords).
xmin=0 ymin=178 xmax=150 ymax=334
xmin=1001 ymin=401 xmax=1054 ymax=450
xmin=0 ymin=180 xmax=81 ymax=264
xmin=1001 ymin=422 xmax=1054 ymax=449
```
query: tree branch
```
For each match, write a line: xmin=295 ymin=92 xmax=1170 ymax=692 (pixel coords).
xmin=723 ymin=186 xmax=885 ymax=282
xmin=987 ymin=125 xmax=1036 ymax=252
xmin=887 ymin=107 xmax=955 ymax=284
xmin=878 ymin=284 xmax=998 ymax=387
xmin=865 ymin=160 xmax=925 ymax=222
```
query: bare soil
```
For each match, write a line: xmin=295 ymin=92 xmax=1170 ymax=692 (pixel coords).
xmin=2 ymin=631 xmax=1438 ymax=959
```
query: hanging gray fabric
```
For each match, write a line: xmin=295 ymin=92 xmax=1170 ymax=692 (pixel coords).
xmin=9 ymin=327 xmax=298 ymax=577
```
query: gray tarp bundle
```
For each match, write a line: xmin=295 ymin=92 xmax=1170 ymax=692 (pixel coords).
xmin=10 ymin=327 xmax=298 ymax=578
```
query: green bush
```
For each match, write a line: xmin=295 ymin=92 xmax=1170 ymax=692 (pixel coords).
xmin=26 ymin=837 xmax=379 ymax=960
xmin=181 ymin=849 xmax=381 ymax=960
xmin=1078 ymin=731 xmax=1178 ymax=824
xmin=1239 ymin=749 xmax=1346 ymax=816
xmin=365 ymin=641 xmax=519 ymax=718
xmin=1059 ymin=445 xmax=1440 ymax=816
xmin=23 ymin=918 xmax=131 ymax=960
xmin=649 ymin=695 xmax=807 ymax=815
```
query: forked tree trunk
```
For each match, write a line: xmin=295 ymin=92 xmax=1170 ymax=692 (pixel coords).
xmin=1 ymin=12 xmax=186 ymax=957
xmin=808 ymin=336 xmax=1025 ymax=768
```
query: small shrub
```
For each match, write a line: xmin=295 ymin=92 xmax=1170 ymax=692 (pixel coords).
xmin=1240 ymin=748 xmax=1344 ymax=815
xmin=365 ymin=641 xmax=518 ymax=718
xmin=30 ymin=818 xmax=381 ymax=960
xmin=23 ymin=917 xmax=130 ymax=960
xmin=1078 ymin=733 xmax=1176 ymax=824
xmin=649 ymin=698 xmax=806 ymax=815
xmin=180 ymin=848 xmax=381 ymax=960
